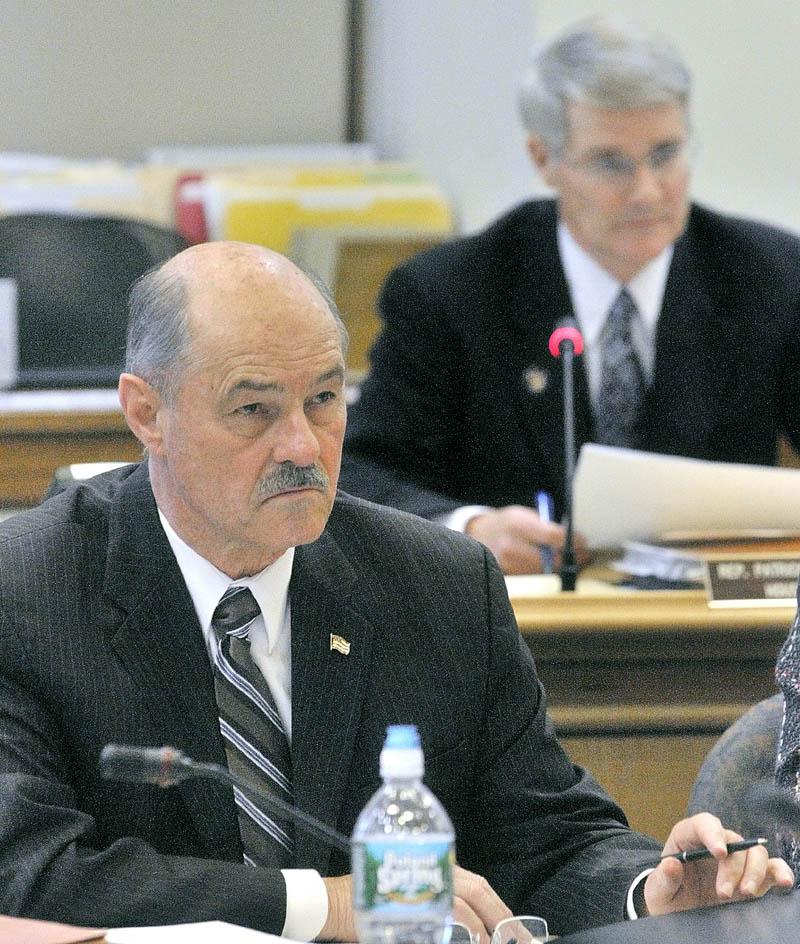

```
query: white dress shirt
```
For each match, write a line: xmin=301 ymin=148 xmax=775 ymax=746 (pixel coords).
xmin=557 ymin=221 xmax=672 ymax=404
xmin=158 ymin=511 xmax=328 ymax=941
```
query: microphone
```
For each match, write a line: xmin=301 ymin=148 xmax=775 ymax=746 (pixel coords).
xmin=548 ymin=319 xmax=585 ymax=592
xmin=99 ymin=743 xmax=351 ymax=853
xmin=742 ymin=780 xmax=800 ymax=832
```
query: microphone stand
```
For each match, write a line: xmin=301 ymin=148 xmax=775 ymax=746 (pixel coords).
xmin=560 ymin=336 xmax=579 ymax=591
xmin=99 ymin=743 xmax=351 ymax=853
xmin=548 ymin=321 xmax=584 ymax=592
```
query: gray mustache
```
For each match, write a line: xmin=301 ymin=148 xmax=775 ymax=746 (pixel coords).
xmin=258 ymin=462 xmax=329 ymax=497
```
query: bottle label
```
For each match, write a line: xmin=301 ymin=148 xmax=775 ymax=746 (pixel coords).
xmin=354 ymin=839 xmax=454 ymax=912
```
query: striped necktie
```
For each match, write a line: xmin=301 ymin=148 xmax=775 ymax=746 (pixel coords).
xmin=211 ymin=585 xmax=295 ymax=868
xmin=595 ymin=288 xmax=646 ymax=449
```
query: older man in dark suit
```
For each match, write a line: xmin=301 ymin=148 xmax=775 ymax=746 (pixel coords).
xmin=340 ymin=15 xmax=800 ymax=574
xmin=0 ymin=242 xmax=792 ymax=938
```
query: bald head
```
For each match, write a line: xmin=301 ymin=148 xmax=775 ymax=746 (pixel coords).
xmin=163 ymin=240 xmax=301 ymax=290
xmin=126 ymin=241 xmax=347 ymax=400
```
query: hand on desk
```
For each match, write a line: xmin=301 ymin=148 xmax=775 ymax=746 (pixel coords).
xmin=466 ymin=505 xmax=591 ymax=576
xmin=320 ymin=866 xmax=512 ymax=943
xmin=643 ymin=813 xmax=795 ymax=916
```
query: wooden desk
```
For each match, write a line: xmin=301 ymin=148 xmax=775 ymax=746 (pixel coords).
xmin=509 ymin=577 xmax=795 ymax=840
xmin=0 ymin=399 xmax=141 ymax=507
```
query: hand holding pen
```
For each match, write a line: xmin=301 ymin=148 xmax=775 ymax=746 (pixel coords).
xmin=642 ymin=814 xmax=794 ymax=917
xmin=658 ymin=837 xmax=767 ymax=865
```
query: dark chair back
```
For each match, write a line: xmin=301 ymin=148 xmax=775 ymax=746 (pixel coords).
xmin=687 ymin=694 xmax=783 ymax=838
xmin=0 ymin=213 xmax=186 ymax=388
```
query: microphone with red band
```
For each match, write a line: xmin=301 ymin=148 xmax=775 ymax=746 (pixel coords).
xmin=548 ymin=322 xmax=585 ymax=358
xmin=99 ymin=743 xmax=351 ymax=853
xmin=548 ymin=318 xmax=585 ymax=592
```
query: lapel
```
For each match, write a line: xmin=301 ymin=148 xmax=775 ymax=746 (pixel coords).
xmin=507 ymin=206 xmax=594 ymax=503
xmin=101 ymin=463 xmax=241 ymax=860
xmin=288 ymin=526 xmax=375 ymax=872
xmin=645 ymin=219 xmax=731 ymax=455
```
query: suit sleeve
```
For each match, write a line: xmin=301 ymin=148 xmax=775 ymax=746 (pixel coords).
xmin=462 ymin=549 xmax=662 ymax=934
xmin=0 ymin=622 xmax=287 ymax=931
xmin=341 ymin=262 xmax=471 ymax=519
xmin=777 ymin=294 xmax=800 ymax=454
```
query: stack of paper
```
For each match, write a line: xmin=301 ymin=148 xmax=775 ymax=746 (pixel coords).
xmin=573 ymin=445 xmax=800 ymax=549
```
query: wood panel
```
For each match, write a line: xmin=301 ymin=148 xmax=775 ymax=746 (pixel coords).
xmin=332 ymin=235 xmax=444 ymax=376
xmin=0 ymin=409 xmax=141 ymax=506
xmin=512 ymin=580 xmax=793 ymax=840
xmin=560 ymin=733 xmax=718 ymax=841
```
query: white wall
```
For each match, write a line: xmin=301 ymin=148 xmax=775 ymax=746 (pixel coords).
xmin=0 ymin=1 xmax=348 ymax=160
xmin=362 ymin=1 xmax=537 ymax=233
xmin=364 ymin=0 xmax=800 ymax=235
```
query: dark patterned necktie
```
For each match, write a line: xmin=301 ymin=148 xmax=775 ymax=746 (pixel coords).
xmin=211 ymin=585 xmax=295 ymax=868
xmin=775 ymin=609 xmax=800 ymax=882
xmin=595 ymin=288 xmax=646 ymax=448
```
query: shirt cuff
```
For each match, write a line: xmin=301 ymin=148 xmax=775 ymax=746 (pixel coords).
xmin=626 ymin=868 xmax=655 ymax=919
xmin=437 ymin=505 xmax=491 ymax=533
xmin=281 ymin=868 xmax=328 ymax=940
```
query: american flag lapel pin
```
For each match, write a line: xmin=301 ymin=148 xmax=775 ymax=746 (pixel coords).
xmin=330 ymin=633 xmax=351 ymax=655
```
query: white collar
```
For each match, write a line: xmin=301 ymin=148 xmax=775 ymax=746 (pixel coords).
xmin=557 ymin=220 xmax=673 ymax=349
xmin=157 ymin=510 xmax=294 ymax=655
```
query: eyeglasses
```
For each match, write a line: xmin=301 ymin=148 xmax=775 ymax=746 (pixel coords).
xmin=449 ymin=914 xmax=551 ymax=944
xmin=564 ymin=139 xmax=692 ymax=187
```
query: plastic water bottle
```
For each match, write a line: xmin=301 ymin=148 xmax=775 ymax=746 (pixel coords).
xmin=352 ymin=724 xmax=455 ymax=944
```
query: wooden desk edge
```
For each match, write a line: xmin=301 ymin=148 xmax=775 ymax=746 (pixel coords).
xmin=550 ymin=702 xmax=758 ymax=735
xmin=510 ymin=588 xmax=797 ymax=631
xmin=0 ymin=409 xmax=131 ymax=435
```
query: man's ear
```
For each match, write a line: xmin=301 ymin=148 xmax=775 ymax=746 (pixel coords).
xmin=118 ymin=373 xmax=167 ymax=455
xmin=526 ymin=135 xmax=560 ymax=188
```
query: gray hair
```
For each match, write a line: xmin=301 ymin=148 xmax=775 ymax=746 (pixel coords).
xmin=304 ymin=267 xmax=350 ymax=358
xmin=126 ymin=263 xmax=191 ymax=401
xmin=125 ymin=257 xmax=349 ymax=401
xmin=518 ymin=15 xmax=692 ymax=157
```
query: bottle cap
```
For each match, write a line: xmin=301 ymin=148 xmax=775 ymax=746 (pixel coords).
xmin=380 ymin=724 xmax=424 ymax=778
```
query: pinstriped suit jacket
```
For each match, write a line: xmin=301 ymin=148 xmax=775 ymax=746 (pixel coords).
xmin=0 ymin=462 xmax=660 ymax=936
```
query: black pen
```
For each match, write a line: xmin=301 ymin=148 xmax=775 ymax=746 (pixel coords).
xmin=660 ymin=837 xmax=768 ymax=864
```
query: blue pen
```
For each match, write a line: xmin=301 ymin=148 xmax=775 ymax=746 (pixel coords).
xmin=535 ymin=491 xmax=555 ymax=574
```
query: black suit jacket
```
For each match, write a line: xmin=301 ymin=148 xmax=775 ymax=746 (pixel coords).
xmin=341 ymin=199 xmax=800 ymax=519
xmin=0 ymin=463 xmax=661 ymax=935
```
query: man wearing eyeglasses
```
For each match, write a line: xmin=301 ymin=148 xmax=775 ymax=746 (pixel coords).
xmin=340 ymin=14 xmax=800 ymax=574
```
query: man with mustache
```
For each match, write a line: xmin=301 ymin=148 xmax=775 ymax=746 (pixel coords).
xmin=0 ymin=240 xmax=792 ymax=938
xmin=340 ymin=14 xmax=800 ymax=574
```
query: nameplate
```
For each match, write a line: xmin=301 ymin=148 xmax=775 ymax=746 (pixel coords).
xmin=704 ymin=555 xmax=800 ymax=607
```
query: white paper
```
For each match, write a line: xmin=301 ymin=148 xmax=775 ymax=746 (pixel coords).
xmin=106 ymin=920 xmax=302 ymax=944
xmin=0 ymin=277 xmax=18 ymax=388
xmin=573 ymin=443 xmax=800 ymax=549
xmin=0 ymin=387 xmax=121 ymax=411
xmin=504 ymin=574 xmax=636 ymax=596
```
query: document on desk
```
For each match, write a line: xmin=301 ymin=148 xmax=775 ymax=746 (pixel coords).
xmin=106 ymin=921 xmax=301 ymax=943
xmin=573 ymin=444 xmax=800 ymax=549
